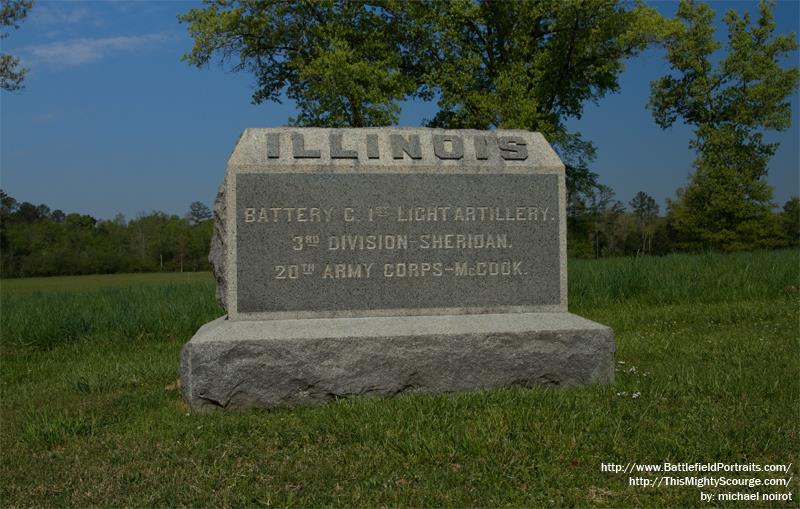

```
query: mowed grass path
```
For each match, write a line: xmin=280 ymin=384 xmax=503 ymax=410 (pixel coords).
xmin=1 ymin=251 xmax=798 ymax=507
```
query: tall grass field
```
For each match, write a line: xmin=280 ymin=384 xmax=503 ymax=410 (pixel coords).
xmin=1 ymin=250 xmax=798 ymax=507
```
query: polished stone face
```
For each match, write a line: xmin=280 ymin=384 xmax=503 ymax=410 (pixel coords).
xmin=235 ymin=173 xmax=560 ymax=314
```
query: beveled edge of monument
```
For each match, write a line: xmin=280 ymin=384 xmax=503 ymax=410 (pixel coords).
xmin=231 ymin=304 xmax=567 ymax=321
xmin=224 ymin=127 xmax=568 ymax=320
xmin=228 ymin=127 xmax=565 ymax=173
xmin=189 ymin=312 xmax=611 ymax=343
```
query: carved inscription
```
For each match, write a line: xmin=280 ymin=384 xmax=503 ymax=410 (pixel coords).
xmin=236 ymin=174 xmax=560 ymax=313
xmin=263 ymin=132 xmax=529 ymax=161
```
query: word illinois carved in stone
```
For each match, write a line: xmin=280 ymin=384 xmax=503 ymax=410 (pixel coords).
xmin=267 ymin=131 xmax=530 ymax=160
xmin=181 ymin=128 xmax=614 ymax=411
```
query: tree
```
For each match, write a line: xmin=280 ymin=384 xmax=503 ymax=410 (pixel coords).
xmin=0 ymin=189 xmax=17 ymax=216
xmin=419 ymin=1 xmax=667 ymax=131
xmin=629 ymin=191 xmax=659 ymax=221
xmin=188 ymin=218 xmax=213 ymax=271
xmin=187 ymin=201 xmax=212 ymax=225
xmin=629 ymin=191 xmax=659 ymax=254
xmin=1 ymin=0 xmax=32 ymax=92
xmin=179 ymin=0 xmax=430 ymax=127
xmin=14 ymin=202 xmax=43 ymax=222
xmin=50 ymin=209 xmax=66 ymax=223
xmin=415 ymin=0 xmax=672 ymax=199
xmin=167 ymin=215 xmax=191 ymax=272
xmin=648 ymin=0 xmax=799 ymax=251
xmin=782 ymin=197 xmax=800 ymax=246
xmin=587 ymin=185 xmax=626 ymax=258
xmin=565 ymin=184 xmax=627 ymax=258
xmin=0 ymin=189 xmax=18 ymax=276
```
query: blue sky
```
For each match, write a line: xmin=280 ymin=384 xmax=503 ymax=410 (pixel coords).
xmin=1 ymin=0 xmax=798 ymax=220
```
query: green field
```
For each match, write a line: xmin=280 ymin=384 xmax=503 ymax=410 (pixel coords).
xmin=1 ymin=250 xmax=798 ymax=507
xmin=0 ymin=271 xmax=212 ymax=296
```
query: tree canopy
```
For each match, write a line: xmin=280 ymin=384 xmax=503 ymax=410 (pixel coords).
xmin=179 ymin=0 xmax=430 ymax=127
xmin=648 ymin=0 xmax=799 ymax=251
xmin=1 ymin=0 xmax=32 ymax=92
xmin=0 ymin=191 xmax=215 ymax=277
xmin=187 ymin=201 xmax=212 ymax=225
xmin=417 ymin=0 xmax=672 ymax=198
xmin=417 ymin=1 xmax=668 ymax=131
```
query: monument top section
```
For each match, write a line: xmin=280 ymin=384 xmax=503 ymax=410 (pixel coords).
xmin=228 ymin=128 xmax=564 ymax=172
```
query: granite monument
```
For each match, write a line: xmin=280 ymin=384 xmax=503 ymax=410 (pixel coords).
xmin=180 ymin=128 xmax=614 ymax=411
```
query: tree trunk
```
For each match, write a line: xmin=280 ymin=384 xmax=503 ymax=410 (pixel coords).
xmin=350 ymin=95 xmax=364 ymax=127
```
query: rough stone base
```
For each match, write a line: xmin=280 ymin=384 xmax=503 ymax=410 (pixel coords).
xmin=180 ymin=313 xmax=614 ymax=412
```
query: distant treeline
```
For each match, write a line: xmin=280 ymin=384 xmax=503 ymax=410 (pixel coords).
xmin=1 ymin=191 xmax=213 ymax=278
xmin=1 ymin=189 xmax=798 ymax=279
xmin=567 ymin=188 xmax=799 ymax=258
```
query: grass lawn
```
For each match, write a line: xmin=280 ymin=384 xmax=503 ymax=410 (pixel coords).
xmin=0 ymin=271 xmax=212 ymax=296
xmin=1 ymin=250 xmax=798 ymax=507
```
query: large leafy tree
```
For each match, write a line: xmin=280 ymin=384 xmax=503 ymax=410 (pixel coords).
xmin=1 ymin=0 xmax=32 ymax=92
xmin=648 ymin=0 xmax=798 ymax=251
xmin=179 ymin=0 xmax=430 ymax=127
xmin=415 ymin=0 xmax=672 ymax=197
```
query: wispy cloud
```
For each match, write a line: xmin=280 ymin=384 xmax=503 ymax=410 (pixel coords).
xmin=20 ymin=33 xmax=169 ymax=69
xmin=29 ymin=4 xmax=96 ymax=27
